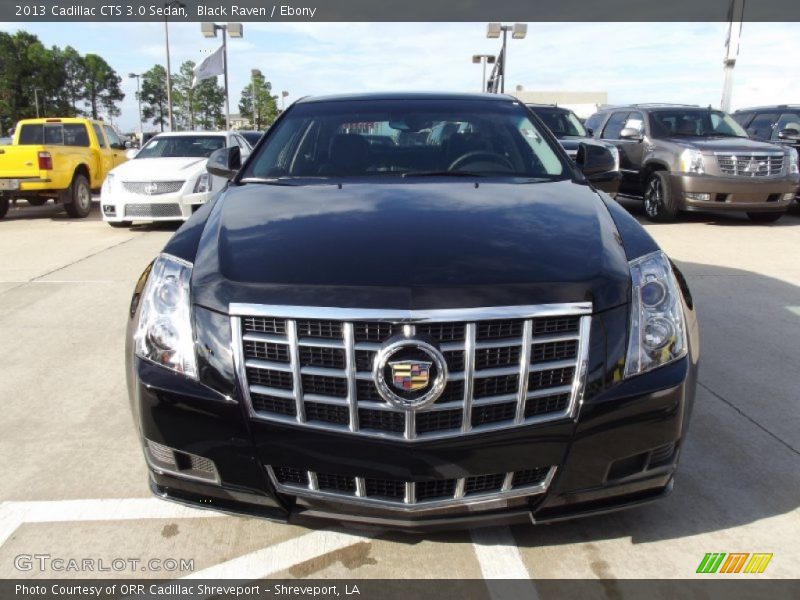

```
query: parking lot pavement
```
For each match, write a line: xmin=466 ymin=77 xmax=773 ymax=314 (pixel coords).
xmin=1 ymin=199 xmax=798 ymax=580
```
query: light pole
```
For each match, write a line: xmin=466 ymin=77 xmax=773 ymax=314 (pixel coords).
xmin=201 ymin=22 xmax=243 ymax=131
xmin=281 ymin=91 xmax=289 ymax=111
xmin=128 ymin=73 xmax=143 ymax=137
xmin=33 ymin=88 xmax=41 ymax=118
xmin=486 ymin=23 xmax=527 ymax=93
xmin=251 ymin=68 xmax=261 ymax=129
xmin=472 ymin=54 xmax=496 ymax=93
xmin=164 ymin=0 xmax=186 ymax=131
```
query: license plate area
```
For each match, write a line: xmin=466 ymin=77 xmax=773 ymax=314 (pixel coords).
xmin=0 ymin=179 xmax=20 ymax=191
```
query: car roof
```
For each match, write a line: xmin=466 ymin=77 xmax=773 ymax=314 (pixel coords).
xmin=526 ymin=104 xmax=571 ymax=112
xmin=295 ymin=92 xmax=516 ymax=104
xmin=149 ymin=131 xmax=229 ymax=137
xmin=596 ymin=103 xmax=703 ymax=113
xmin=733 ymin=105 xmax=800 ymax=112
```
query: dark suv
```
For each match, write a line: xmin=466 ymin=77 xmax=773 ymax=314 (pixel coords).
xmin=526 ymin=104 xmax=620 ymax=197
xmin=126 ymin=93 xmax=698 ymax=531
xmin=586 ymin=104 xmax=799 ymax=222
xmin=732 ymin=105 xmax=800 ymax=201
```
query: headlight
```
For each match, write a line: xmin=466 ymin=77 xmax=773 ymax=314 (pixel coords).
xmin=624 ymin=251 xmax=688 ymax=378
xmin=193 ymin=173 xmax=212 ymax=193
xmin=679 ymin=148 xmax=705 ymax=174
xmin=788 ymin=148 xmax=798 ymax=174
xmin=134 ymin=253 xmax=197 ymax=379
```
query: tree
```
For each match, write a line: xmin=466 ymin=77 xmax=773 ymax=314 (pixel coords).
xmin=82 ymin=54 xmax=124 ymax=120
xmin=193 ymin=77 xmax=225 ymax=130
xmin=238 ymin=71 xmax=278 ymax=129
xmin=60 ymin=46 xmax=86 ymax=115
xmin=172 ymin=60 xmax=196 ymax=130
xmin=140 ymin=65 xmax=168 ymax=131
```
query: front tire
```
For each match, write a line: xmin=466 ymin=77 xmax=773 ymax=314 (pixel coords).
xmin=746 ymin=211 xmax=784 ymax=223
xmin=64 ymin=174 xmax=92 ymax=218
xmin=643 ymin=171 xmax=678 ymax=222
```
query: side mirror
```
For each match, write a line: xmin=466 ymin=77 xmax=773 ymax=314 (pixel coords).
xmin=777 ymin=127 xmax=800 ymax=141
xmin=207 ymin=146 xmax=241 ymax=180
xmin=619 ymin=127 xmax=642 ymax=141
xmin=125 ymin=148 xmax=138 ymax=160
xmin=576 ymin=142 xmax=620 ymax=196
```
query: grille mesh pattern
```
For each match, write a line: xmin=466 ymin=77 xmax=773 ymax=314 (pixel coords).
xmin=238 ymin=307 xmax=589 ymax=440
xmin=716 ymin=153 xmax=784 ymax=177
xmin=122 ymin=180 xmax=184 ymax=195
xmin=123 ymin=203 xmax=181 ymax=218
xmin=269 ymin=465 xmax=555 ymax=508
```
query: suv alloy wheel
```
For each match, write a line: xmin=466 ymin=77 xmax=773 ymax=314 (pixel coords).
xmin=643 ymin=171 xmax=677 ymax=222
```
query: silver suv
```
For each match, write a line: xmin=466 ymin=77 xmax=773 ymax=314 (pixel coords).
xmin=585 ymin=104 xmax=800 ymax=222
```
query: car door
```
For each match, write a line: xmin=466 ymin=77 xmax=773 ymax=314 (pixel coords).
xmin=103 ymin=125 xmax=127 ymax=168
xmin=600 ymin=111 xmax=639 ymax=192
xmin=618 ymin=111 xmax=646 ymax=188
xmin=91 ymin=123 xmax=113 ymax=186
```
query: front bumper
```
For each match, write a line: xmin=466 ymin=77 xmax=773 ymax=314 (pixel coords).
xmin=130 ymin=349 xmax=696 ymax=531
xmin=670 ymin=173 xmax=799 ymax=212
xmin=101 ymin=188 xmax=211 ymax=222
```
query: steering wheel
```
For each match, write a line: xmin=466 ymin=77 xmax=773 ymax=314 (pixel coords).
xmin=448 ymin=151 xmax=514 ymax=172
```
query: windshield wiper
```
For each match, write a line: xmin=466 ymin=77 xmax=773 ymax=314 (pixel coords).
xmin=402 ymin=170 xmax=489 ymax=178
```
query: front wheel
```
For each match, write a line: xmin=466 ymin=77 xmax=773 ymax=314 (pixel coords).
xmin=643 ymin=171 xmax=678 ymax=222
xmin=64 ymin=174 xmax=92 ymax=218
xmin=746 ymin=211 xmax=784 ymax=223
xmin=0 ymin=197 xmax=8 ymax=219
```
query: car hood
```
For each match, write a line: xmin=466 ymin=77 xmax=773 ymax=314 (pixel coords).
xmin=191 ymin=180 xmax=632 ymax=313
xmin=662 ymin=136 xmax=786 ymax=153
xmin=112 ymin=157 xmax=207 ymax=180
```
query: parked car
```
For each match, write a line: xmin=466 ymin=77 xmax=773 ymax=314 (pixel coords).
xmin=126 ymin=92 xmax=699 ymax=531
xmin=585 ymin=104 xmax=799 ymax=222
xmin=732 ymin=105 xmax=800 ymax=201
xmin=101 ymin=131 xmax=251 ymax=227
xmin=527 ymin=103 xmax=620 ymax=197
xmin=0 ymin=117 xmax=127 ymax=220
xmin=0 ymin=136 xmax=11 ymax=145
xmin=238 ymin=130 xmax=265 ymax=147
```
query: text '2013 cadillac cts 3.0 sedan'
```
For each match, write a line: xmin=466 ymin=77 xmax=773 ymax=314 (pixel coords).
xmin=126 ymin=93 xmax=699 ymax=531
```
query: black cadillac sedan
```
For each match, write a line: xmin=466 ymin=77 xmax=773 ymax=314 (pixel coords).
xmin=126 ymin=92 xmax=699 ymax=531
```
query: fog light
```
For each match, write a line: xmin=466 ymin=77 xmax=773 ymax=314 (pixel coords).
xmin=144 ymin=439 xmax=220 ymax=484
xmin=685 ymin=192 xmax=711 ymax=202
xmin=102 ymin=204 xmax=116 ymax=216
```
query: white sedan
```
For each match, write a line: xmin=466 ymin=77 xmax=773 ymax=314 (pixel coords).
xmin=101 ymin=131 xmax=251 ymax=226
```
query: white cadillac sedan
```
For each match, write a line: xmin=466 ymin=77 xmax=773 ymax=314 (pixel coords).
xmin=101 ymin=131 xmax=251 ymax=226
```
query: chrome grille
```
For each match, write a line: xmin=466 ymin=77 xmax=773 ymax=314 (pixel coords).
xmin=714 ymin=152 xmax=784 ymax=177
xmin=231 ymin=304 xmax=591 ymax=441
xmin=123 ymin=203 xmax=182 ymax=218
xmin=122 ymin=180 xmax=184 ymax=195
xmin=267 ymin=464 xmax=556 ymax=510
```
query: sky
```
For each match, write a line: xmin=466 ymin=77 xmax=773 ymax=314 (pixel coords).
xmin=0 ymin=21 xmax=796 ymax=132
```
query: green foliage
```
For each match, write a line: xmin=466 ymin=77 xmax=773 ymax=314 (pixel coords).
xmin=171 ymin=60 xmax=225 ymax=131
xmin=140 ymin=65 xmax=168 ymax=131
xmin=0 ymin=30 xmax=125 ymax=133
xmin=238 ymin=71 xmax=279 ymax=129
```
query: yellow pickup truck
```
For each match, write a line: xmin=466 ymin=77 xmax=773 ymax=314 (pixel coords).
xmin=0 ymin=117 xmax=128 ymax=219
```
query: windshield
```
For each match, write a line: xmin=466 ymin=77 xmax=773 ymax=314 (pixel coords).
xmin=241 ymin=99 xmax=568 ymax=181
xmin=136 ymin=135 xmax=226 ymax=158
xmin=529 ymin=107 xmax=588 ymax=137
xmin=649 ymin=110 xmax=748 ymax=138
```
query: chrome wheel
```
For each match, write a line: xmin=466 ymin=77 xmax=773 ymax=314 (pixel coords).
xmin=644 ymin=176 xmax=662 ymax=218
xmin=76 ymin=183 xmax=91 ymax=211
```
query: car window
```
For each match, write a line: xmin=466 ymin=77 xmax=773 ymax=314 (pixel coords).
xmin=17 ymin=123 xmax=89 ymax=146
xmin=136 ymin=135 xmax=226 ymax=158
xmin=648 ymin=110 xmax=747 ymax=138
xmin=92 ymin=124 xmax=107 ymax=148
xmin=241 ymin=99 xmax=568 ymax=181
xmin=104 ymin=126 xmax=123 ymax=148
xmin=584 ymin=113 xmax=605 ymax=136
xmin=529 ymin=107 xmax=588 ymax=137
xmin=772 ymin=113 xmax=800 ymax=139
xmin=601 ymin=112 xmax=630 ymax=140
xmin=731 ymin=111 xmax=753 ymax=127
xmin=743 ymin=112 xmax=778 ymax=140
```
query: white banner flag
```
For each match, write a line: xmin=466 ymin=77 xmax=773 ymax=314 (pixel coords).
xmin=192 ymin=45 xmax=224 ymax=87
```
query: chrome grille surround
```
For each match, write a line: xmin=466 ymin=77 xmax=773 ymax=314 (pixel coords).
xmin=122 ymin=180 xmax=185 ymax=195
xmin=713 ymin=152 xmax=784 ymax=177
xmin=231 ymin=303 xmax=592 ymax=441
xmin=266 ymin=464 xmax=557 ymax=511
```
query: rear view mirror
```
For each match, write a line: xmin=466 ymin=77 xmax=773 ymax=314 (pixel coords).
xmin=207 ymin=146 xmax=241 ymax=180
xmin=576 ymin=142 xmax=620 ymax=196
xmin=619 ymin=127 xmax=642 ymax=141
xmin=777 ymin=127 xmax=800 ymax=141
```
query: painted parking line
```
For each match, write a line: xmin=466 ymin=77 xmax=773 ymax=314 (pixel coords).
xmin=471 ymin=526 xmax=538 ymax=599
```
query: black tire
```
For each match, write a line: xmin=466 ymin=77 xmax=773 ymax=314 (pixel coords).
xmin=107 ymin=221 xmax=132 ymax=228
xmin=746 ymin=211 xmax=784 ymax=223
xmin=0 ymin=197 xmax=8 ymax=219
xmin=27 ymin=198 xmax=47 ymax=206
xmin=64 ymin=173 xmax=92 ymax=218
xmin=642 ymin=171 xmax=678 ymax=222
